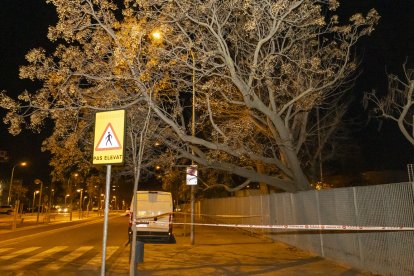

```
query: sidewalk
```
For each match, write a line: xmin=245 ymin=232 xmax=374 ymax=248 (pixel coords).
xmin=0 ymin=211 xmax=105 ymax=236
xmin=114 ymin=224 xmax=376 ymax=276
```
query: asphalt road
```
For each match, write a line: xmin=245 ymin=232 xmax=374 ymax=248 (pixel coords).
xmin=0 ymin=214 xmax=130 ymax=275
xmin=0 ymin=213 xmax=374 ymax=275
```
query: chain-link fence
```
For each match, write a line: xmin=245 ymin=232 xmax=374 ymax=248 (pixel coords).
xmin=199 ymin=182 xmax=414 ymax=275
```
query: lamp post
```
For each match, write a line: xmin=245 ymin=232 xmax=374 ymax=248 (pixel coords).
xmin=68 ymin=173 xmax=78 ymax=221
xmin=77 ymin=188 xmax=83 ymax=219
xmin=51 ymin=188 xmax=55 ymax=207
xmin=34 ymin=179 xmax=43 ymax=224
xmin=112 ymin=195 xmax=117 ymax=210
xmin=83 ymin=196 xmax=88 ymax=208
xmin=65 ymin=194 xmax=69 ymax=208
xmin=32 ymin=190 xmax=39 ymax=214
xmin=100 ymin=193 xmax=105 ymax=215
xmin=8 ymin=161 xmax=27 ymax=205
xmin=47 ymin=186 xmax=54 ymax=223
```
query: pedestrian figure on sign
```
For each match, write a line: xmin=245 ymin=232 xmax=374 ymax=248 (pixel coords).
xmin=106 ymin=131 xmax=112 ymax=146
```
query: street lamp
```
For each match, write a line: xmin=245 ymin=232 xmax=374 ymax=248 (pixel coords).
xmin=65 ymin=194 xmax=70 ymax=208
xmin=83 ymin=195 xmax=88 ymax=207
xmin=67 ymin=173 xmax=79 ymax=222
xmin=51 ymin=188 xmax=55 ymax=207
xmin=67 ymin=172 xmax=79 ymax=195
xmin=112 ymin=195 xmax=117 ymax=210
xmin=48 ymin=187 xmax=55 ymax=222
xmin=100 ymin=193 xmax=105 ymax=212
xmin=77 ymin=188 xmax=83 ymax=219
xmin=34 ymin=179 xmax=43 ymax=224
xmin=8 ymin=161 xmax=27 ymax=205
xmin=32 ymin=190 xmax=39 ymax=214
xmin=150 ymin=29 xmax=163 ymax=43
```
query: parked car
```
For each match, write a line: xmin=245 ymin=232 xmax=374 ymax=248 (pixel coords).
xmin=0 ymin=205 xmax=13 ymax=215
xmin=128 ymin=191 xmax=175 ymax=244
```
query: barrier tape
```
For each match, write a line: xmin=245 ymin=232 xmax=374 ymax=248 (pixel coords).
xmin=174 ymin=212 xmax=261 ymax=218
xmin=129 ymin=212 xmax=261 ymax=220
xmin=160 ymin=222 xmax=414 ymax=231
xmin=130 ymin=212 xmax=414 ymax=231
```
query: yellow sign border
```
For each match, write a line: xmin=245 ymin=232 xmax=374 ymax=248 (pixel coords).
xmin=93 ymin=110 xmax=125 ymax=165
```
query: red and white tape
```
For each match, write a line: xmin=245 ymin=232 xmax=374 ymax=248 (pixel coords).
xmin=133 ymin=213 xmax=414 ymax=231
xmin=168 ymin=222 xmax=414 ymax=231
xmin=174 ymin=212 xmax=261 ymax=218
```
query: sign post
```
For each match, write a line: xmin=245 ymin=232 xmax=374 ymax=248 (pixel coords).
xmin=186 ymin=165 xmax=197 ymax=245
xmin=93 ymin=110 xmax=125 ymax=276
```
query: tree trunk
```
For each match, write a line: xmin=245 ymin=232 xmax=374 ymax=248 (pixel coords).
xmin=256 ymin=162 xmax=269 ymax=194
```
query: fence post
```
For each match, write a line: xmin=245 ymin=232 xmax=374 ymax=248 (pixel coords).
xmin=315 ymin=191 xmax=325 ymax=257
xmin=352 ymin=187 xmax=364 ymax=267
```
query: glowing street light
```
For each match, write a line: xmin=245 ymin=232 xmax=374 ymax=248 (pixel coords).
xmin=67 ymin=172 xmax=79 ymax=222
xmin=32 ymin=190 xmax=39 ymax=214
xmin=34 ymin=179 xmax=43 ymax=224
xmin=77 ymin=188 xmax=83 ymax=219
xmin=150 ymin=29 xmax=162 ymax=41
xmin=65 ymin=194 xmax=70 ymax=208
xmin=8 ymin=161 xmax=27 ymax=205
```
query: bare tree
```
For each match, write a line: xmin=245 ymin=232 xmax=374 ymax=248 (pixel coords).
xmin=364 ymin=61 xmax=414 ymax=145
xmin=136 ymin=0 xmax=379 ymax=192
xmin=0 ymin=0 xmax=379 ymax=193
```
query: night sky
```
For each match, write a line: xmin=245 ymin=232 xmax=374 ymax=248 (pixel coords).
xmin=0 ymin=0 xmax=413 ymax=186
xmin=0 ymin=1 xmax=56 ymax=185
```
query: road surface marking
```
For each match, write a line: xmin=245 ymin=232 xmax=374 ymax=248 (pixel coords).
xmin=42 ymin=246 xmax=94 ymax=270
xmin=2 ymin=246 xmax=67 ymax=270
xmin=80 ymin=246 xmax=119 ymax=271
xmin=0 ymin=247 xmax=40 ymax=260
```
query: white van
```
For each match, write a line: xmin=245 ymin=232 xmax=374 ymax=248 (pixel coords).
xmin=128 ymin=191 xmax=175 ymax=243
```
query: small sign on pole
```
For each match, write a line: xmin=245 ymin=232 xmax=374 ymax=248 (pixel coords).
xmin=186 ymin=165 xmax=198 ymax=185
xmin=93 ymin=110 xmax=125 ymax=165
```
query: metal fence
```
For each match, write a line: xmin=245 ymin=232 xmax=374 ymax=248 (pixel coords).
xmin=199 ymin=182 xmax=414 ymax=275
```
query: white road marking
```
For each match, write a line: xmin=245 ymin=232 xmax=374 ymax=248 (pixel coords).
xmin=2 ymin=246 xmax=67 ymax=270
xmin=42 ymin=246 xmax=94 ymax=270
xmin=0 ymin=247 xmax=40 ymax=260
xmin=0 ymin=248 xmax=12 ymax=254
xmin=80 ymin=246 xmax=119 ymax=271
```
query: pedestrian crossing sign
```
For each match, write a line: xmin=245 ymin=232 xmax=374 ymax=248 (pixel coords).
xmin=95 ymin=123 xmax=122 ymax=150
xmin=93 ymin=110 xmax=125 ymax=165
